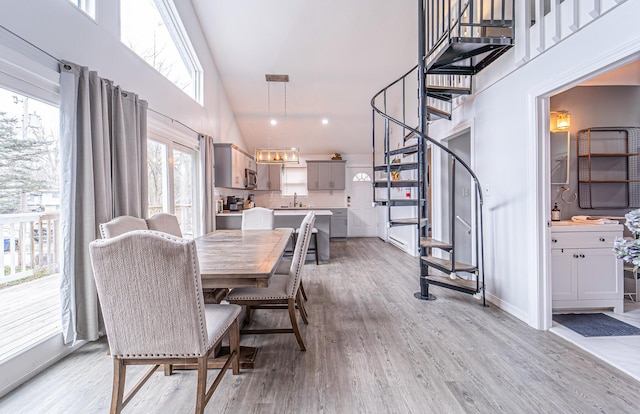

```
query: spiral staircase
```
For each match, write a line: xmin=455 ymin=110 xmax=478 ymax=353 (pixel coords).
xmin=371 ymin=0 xmax=514 ymax=304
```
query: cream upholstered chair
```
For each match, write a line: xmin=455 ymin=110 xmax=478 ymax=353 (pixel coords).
xmin=227 ymin=212 xmax=315 ymax=351
xmin=99 ymin=216 xmax=147 ymax=239
xmin=146 ymin=212 xmax=183 ymax=237
xmin=295 ymin=226 xmax=319 ymax=265
xmin=241 ymin=207 xmax=275 ymax=230
xmin=89 ymin=230 xmax=241 ymax=414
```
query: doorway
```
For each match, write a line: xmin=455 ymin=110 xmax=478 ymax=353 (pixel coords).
xmin=537 ymin=58 xmax=640 ymax=381
xmin=346 ymin=166 xmax=377 ymax=237
xmin=447 ymin=131 xmax=473 ymax=265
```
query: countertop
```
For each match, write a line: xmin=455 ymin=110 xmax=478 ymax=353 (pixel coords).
xmin=551 ymin=220 xmax=622 ymax=231
xmin=218 ymin=209 xmax=333 ymax=217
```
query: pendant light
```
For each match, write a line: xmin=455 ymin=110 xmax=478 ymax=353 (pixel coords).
xmin=255 ymin=74 xmax=300 ymax=164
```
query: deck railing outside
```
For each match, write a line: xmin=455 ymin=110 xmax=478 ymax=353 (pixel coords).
xmin=0 ymin=212 xmax=60 ymax=285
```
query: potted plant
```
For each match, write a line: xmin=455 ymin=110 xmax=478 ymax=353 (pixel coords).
xmin=613 ymin=209 xmax=640 ymax=270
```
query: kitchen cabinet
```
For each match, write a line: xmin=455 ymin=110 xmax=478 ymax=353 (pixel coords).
xmin=550 ymin=223 xmax=623 ymax=313
xmin=256 ymin=164 xmax=281 ymax=191
xmin=214 ymin=143 xmax=255 ymax=189
xmin=307 ymin=160 xmax=346 ymax=190
xmin=330 ymin=208 xmax=348 ymax=239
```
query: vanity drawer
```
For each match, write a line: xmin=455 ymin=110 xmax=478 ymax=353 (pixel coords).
xmin=550 ymin=231 xmax=620 ymax=249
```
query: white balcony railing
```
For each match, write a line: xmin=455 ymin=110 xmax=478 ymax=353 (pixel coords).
xmin=0 ymin=212 xmax=60 ymax=285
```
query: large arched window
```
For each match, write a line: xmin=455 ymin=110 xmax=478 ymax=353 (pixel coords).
xmin=121 ymin=0 xmax=203 ymax=103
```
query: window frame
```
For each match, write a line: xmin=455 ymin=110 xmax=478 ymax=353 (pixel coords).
xmin=67 ymin=0 xmax=96 ymax=19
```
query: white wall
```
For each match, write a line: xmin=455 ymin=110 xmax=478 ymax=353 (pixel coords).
xmin=429 ymin=2 xmax=640 ymax=328
xmin=0 ymin=0 xmax=247 ymax=150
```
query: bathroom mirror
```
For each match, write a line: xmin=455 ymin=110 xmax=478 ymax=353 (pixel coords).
xmin=550 ymin=131 xmax=570 ymax=185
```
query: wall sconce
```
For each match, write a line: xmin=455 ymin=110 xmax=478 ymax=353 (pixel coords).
xmin=555 ymin=110 xmax=571 ymax=130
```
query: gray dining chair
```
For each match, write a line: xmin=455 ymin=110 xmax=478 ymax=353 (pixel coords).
xmin=226 ymin=212 xmax=315 ymax=351
xmin=241 ymin=207 xmax=275 ymax=230
xmin=146 ymin=212 xmax=183 ymax=237
xmin=89 ymin=230 xmax=241 ymax=414
xmin=99 ymin=215 xmax=147 ymax=239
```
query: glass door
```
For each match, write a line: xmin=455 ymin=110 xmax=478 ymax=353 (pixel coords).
xmin=0 ymin=86 xmax=61 ymax=362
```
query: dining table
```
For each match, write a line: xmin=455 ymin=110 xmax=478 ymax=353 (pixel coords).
xmin=196 ymin=228 xmax=293 ymax=290
xmin=193 ymin=228 xmax=293 ymax=369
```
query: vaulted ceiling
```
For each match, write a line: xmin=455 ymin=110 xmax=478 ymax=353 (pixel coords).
xmin=191 ymin=0 xmax=417 ymax=156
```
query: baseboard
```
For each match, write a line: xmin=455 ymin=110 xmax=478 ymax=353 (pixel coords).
xmin=485 ymin=291 xmax=530 ymax=326
xmin=0 ymin=334 xmax=85 ymax=398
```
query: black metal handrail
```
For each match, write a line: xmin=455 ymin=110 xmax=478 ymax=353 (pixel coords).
xmin=370 ymin=65 xmax=485 ymax=296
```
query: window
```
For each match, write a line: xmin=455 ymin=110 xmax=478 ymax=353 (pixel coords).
xmin=147 ymin=139 xmax=169 ymax=215
xmin=282 ymin=166 xmax=308 ymax=196
xmin=173 ymin=146 xmax=196 ymax=238
xmin=353 ymin=172 xmax=372 ymax=182
xmin=0 ymin=86 xmax=62 ymax=361
xmin=121 ymin=0 xmax=202 ymax=102
xmin=147 ymin=115 xmax=200 ymax=238
xmin=68 ymin=0 xmax=95 ymax=18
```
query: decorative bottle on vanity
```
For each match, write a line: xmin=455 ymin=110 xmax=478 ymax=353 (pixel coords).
xmin=551 ymin=203 xmax=561 ymax=221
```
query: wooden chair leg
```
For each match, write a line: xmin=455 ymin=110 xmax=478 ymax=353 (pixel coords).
xmin=244 ymin=305 xmax=252 ymax=324
xmin=229 ymin=319 xmax=240 ymax=375
xmin=195 ymin=355 xmax=208 ymax=414
xmin=297 ymin=290 xmax=309 ymax=324
xmin=111 ymin=358 xmax=126 ymax=414
xmin=300 ymin=279 xmax=308 ymax=301
xmin=163 ymin=363 xmax=173 ymax=376
xmin=288 ymin=298 xmax=306 ymax=351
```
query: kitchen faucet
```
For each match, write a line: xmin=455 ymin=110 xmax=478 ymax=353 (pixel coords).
xmin=294 ymin=192 xmax=297 ymax=207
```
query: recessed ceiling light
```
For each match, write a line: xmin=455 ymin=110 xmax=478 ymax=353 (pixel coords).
xmin=322 ymin=118 xmax=329 ymax=125
xmin=270 ymin=119 xmax=277 ymax=126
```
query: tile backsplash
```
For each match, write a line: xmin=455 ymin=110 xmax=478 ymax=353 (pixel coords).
xmin=253 ymin=191 xmax=347 ymax=208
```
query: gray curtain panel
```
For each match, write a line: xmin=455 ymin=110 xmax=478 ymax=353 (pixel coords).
xmin=59 ymin=60 xmax=148 ymax=344
xmin=200 ymin=134 xmax=215 ymax=234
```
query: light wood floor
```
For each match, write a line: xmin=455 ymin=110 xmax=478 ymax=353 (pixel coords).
xmin=2 ymin=238 xmax=640 ymax=413
xmin=0 ymin=274 xmax=61 ymax=361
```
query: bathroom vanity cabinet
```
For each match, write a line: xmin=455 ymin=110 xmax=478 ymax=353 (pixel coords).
xmin=550 ymin=222 xmax=623 ymax=313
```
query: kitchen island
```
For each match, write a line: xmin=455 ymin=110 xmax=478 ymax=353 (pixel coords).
xmin=216 ymin=209 xmax=333 ymax=261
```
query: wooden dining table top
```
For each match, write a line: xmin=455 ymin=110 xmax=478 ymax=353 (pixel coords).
xmin=195 ymin=228 xmax=293 ymax=289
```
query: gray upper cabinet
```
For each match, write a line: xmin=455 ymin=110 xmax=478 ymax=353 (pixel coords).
xmin=256 ymin=164 xmax=281 ymax=191
xmin=214 ymin=143 xmax=254 ymax=189
xmin=307 ymin=160 xmax=346 ymax=190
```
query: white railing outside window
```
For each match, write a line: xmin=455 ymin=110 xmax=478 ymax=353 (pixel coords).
xmin=0 ymin=212 xmax=60 ymax=285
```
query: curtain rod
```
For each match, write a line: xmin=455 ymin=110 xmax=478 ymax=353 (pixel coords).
xmin=0 ymin=25 xmax=205 ymax=139
xmin=148 ymin=108 xmax=203 ymax=137
xmin=0 ymin=24 xmax=61 ymax=62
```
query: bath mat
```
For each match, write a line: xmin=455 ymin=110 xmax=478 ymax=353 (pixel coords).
xmin=553 ymin=313 xmax=640 ymax=337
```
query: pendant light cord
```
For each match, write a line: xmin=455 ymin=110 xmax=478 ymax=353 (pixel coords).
xmin=284 ymin=82 xmax=287 ymax=148
xmin=267 ymin=81 xmax=272 ymax=150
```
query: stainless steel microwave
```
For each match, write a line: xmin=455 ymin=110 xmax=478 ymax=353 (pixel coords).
xmin=245 ymin=169 xmax=257 ymax=189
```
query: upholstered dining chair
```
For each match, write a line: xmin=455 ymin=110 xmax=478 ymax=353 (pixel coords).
xmin=295 ymin=226 xmax=319 ymax=265
xmin=99 ymin=215 xmax=147 ymax=239
xmin=241 ymin=207 xmax=275 ymax=230
xmin=226 ymin=212 xmax=315 ymax=351
xmin=89 ymin=230 xmax=241 ymax=414
xmin=146 ymin=212 xmax=183 ymax=237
